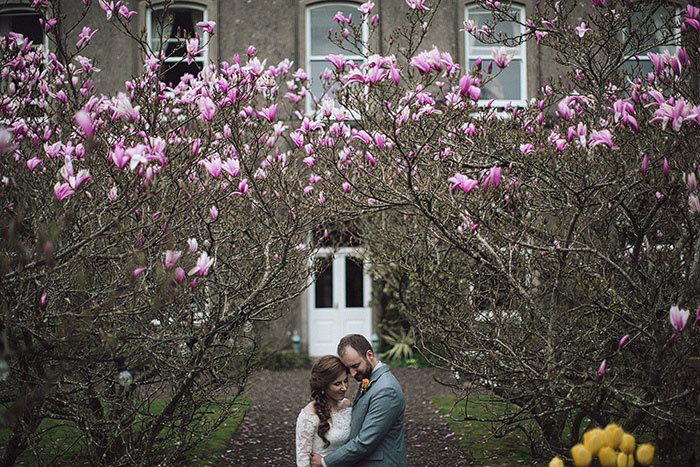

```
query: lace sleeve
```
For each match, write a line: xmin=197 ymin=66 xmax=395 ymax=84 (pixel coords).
xmin=295 ymin=410 xmax=319 ymax=467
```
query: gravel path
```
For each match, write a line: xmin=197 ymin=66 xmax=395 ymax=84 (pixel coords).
xmin=220 ymin=366 xmax=469 ymax=466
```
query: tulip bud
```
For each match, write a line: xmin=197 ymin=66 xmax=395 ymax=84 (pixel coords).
xmin=616 ymin=451 xmax=628 ymax=467
xmin=598 ymin=446 xmax=617 ymax=467
xmin=636 ymin=444 xmax=654 ymax=465
xmin=584 ymin=428 xmax=604 ymax=454
xmin=619 ymin=433 xmax=635 ymax=454
xmin=549 ymin=457 xmax=564 ymax=467
xmin=571 ymin=444 xmax=592 ymax=467
xmin=603 ymin=423 xmax=624 ymax=449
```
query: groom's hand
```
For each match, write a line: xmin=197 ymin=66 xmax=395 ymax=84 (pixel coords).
xmin=310 ymin=452 xmax=323 ymax=467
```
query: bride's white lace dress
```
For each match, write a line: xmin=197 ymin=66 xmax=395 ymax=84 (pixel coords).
xmin=295 ymin=406 xmax=352 ymax=467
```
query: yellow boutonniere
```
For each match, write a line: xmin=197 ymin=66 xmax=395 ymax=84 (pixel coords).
xmin=360 ymin=378 xmax=371 ymax=394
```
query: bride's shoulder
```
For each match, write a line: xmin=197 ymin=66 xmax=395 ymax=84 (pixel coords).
xmin=301 ymin=401 xmax=317 ymax=415
xmin=339 ymin=398 xmax=352 ymax=410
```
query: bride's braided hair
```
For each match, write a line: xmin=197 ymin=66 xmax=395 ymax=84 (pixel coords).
xmin=310 ymin=355 xmax=347 ymax=448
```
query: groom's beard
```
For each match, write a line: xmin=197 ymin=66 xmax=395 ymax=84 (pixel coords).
xmin=354 ymin=357 xmax=372 ymax=381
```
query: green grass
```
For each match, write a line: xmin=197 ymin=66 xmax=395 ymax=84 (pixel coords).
xmin=433 ymin=394 xmax=538 ymax=466
xmin=0 ymin=398 xmax=249 ymax=466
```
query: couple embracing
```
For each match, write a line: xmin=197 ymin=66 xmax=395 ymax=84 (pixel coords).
xmin=295 ymin=334 xmax=408 ymax=467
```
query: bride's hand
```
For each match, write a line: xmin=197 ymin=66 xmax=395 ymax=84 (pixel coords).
xmin=310 ymin=452 xmax=323 ymax=467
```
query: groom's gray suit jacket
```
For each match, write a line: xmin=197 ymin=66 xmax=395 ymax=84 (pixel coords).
xmin=323 ymin=364 xmax=408 ymax=466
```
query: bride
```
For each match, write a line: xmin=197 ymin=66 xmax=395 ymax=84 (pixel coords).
xmin=295 ymin=355 xmax=352 ymax=467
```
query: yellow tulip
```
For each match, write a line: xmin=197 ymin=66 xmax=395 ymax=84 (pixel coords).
xmin=549 ymin=456 xmax=564 ymax=467
xmin=598 ymin=446 xmax=618 ymax=467
xmin=636 ymin=443 xmax=655 ymax=466
xmin=604 ymin=423 xmax=624 ymax=449
xmin=584 ymin=428 xmax=605 ymax=454
xmin=619 ymin=433 xmax=636 ymax=454
xmin=617 ymin=451 xmax=628 ymax=467
xmin=571 ymin=443 xmax=593 ymax=467
xmin=628 ymin=454 xmax=635 ymax=466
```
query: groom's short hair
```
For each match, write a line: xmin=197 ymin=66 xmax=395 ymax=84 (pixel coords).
xmin=338 ymin=334 xmax=372 ymax=357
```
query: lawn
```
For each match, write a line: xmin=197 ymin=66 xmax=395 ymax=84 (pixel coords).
xmin=432 ymin=394 xmax=538 ymax=466
xmin=0 ymin=398 xmax=249 ymax=466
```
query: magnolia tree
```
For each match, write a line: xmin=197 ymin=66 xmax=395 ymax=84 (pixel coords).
xmin=0 ymin=1 xmax=331 ymax=464
xmin=304 ymin=0 xmax=700 ymax=464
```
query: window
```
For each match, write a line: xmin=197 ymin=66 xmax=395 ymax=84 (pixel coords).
xmin=305 ymin=2 xmax=368 ymax=113
xmin=623 ymin=5 xmax=679 ymax=77
xmin=146 ymin=3 xmax=208 ymax=86
xmin=464 ymin=4 xmax=527 ymax=107
xmin=0 ymin=7 xmax=48 ymax=54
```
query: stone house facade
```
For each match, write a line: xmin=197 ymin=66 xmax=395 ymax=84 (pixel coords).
xmin=1 ymin=0 xmax=680 ymax=355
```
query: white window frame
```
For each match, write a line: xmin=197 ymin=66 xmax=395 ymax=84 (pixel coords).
xmin=464 ymin=3 xmax=527 ymax=107
xmin=305 ymin=2 xmax=368 ymax=115
xmin=0 ymin=7 xmax=49 ymax=62
xmin=146 ymin=2 xmax=209 ymax=83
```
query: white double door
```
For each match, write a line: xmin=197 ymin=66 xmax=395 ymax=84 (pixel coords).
xmin=308 ymin=248 xmax=372 ymax=357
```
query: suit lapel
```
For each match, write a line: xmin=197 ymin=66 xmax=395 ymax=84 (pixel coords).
xmin=353 ymin=365 xmax=389 ymax=405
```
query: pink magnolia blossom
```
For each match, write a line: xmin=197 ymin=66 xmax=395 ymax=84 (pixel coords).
xmin=588 ymin=129 xmax=618 ymax=149
xmin=689 ymin=195 xmax=700 ymax=214
xmin=257 ymin=104 xmax=278 ymax=122
xmin=492 ymin=47 xmax=514 ymax=69
xmin=222 ymin=157 xmax=240 ymax=177
xmin=685 ymin=5 xmax=700 ymax=31
xmin=574 ymin=22 xmax=591 ymax=38
xmin=591 ymin=0 xmax=606 ymax=6
xmin=175 ymin=267 xmax=185 ymax=283
xmin=618 ymin=334 xmax=629 ymax=350
xmin=39 ymin=293 xmax=48 ymax=308
xmin=200 ymin=156 xmax=222 ymax=178
xmin=196 ymin=20 xmax=216 ymax=34
xmin=663 ymin=158 xmax=669 ymax=178
xmin=76 ymin=26 xmax=98 ymax=48
xmin=108 ymin=185 xmax=118 ymax=201
xmin=597 ymin=360 xmax=606 ymax=381
xmin=186 ymin=38 xmax=201 ymax=64
xmin=164 ymin=250 xmax=182 ymax=270
xmin=686 ymin=172 xmax=697 ymax=192
xmin=359 ymin=1 xmax=375 ymax=15
xmin=27 ymin=157 xmax=42 ymax=171
xmin=210 ymin=205 xmax=219 ymax=220
xmin=118 ymin=5 xmax=136 ymax=20
xmin=198 ymin=96 xmax=217 ymax=121
xmin=405 ymin=0 xmax=429 ymax=10
xmin=448 ymin=173 xmax=478 ymax=194
xmin=641 ymin=154 xmax=648 ymax=175
xmin=74 ymin=110 xmax=94 ymax=139
xmin=53 ymin=181 xmax=75 ymax=201
xmin=458 ymin=75 xmax=481 ymax=101
xmin=189 ymin=251 xmax=215 ymax=277
xmin=133 ymin=267 xmax=145 ymax=278
xmin=342 ymin=182 xmax=351 ymax=192
xmin=669 ymin=305 xmax=690 ymax=332
xmin=188 ymin=238 xmax=198 ymax=253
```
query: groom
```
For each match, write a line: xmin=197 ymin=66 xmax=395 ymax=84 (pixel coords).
xmin=310 ymin=334 xmax=408 ymax=467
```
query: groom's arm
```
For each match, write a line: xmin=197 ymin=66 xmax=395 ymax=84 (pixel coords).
xmin=322 ymin=386 xmax=404 ymax=467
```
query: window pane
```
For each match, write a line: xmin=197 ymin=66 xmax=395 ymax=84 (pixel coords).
xmin=468 ymin=7 xmax=520 ymax=48
xmin=630 ymin=7 xmax=676 ymax=53
xmin=310 ymin=5 xmax=359 ymax=56
xmin=162 ymin=61 xmax=203 ymax=86
xmin=315 ymin=258 xmax=333 ymax=308
xmin=471 ymin=60 xmax=521 ymax=101
xmin=345 ymin=257 xmax=364 ymax=308
xmin=151 ymin=7 xmax=203 ymax=56
xmin=0 ymin=12 xmax=43 ymax=44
